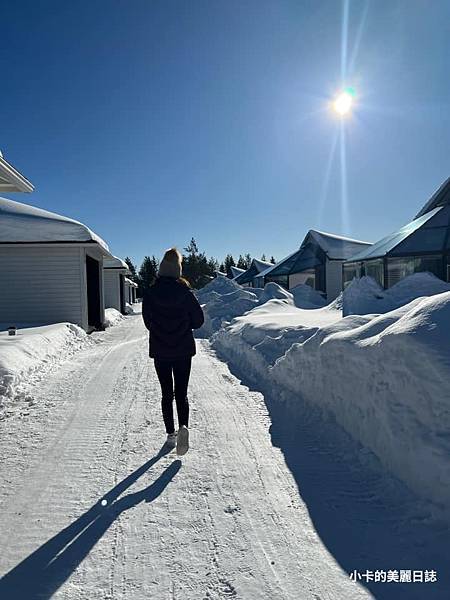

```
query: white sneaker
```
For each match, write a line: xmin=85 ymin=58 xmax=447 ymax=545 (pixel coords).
xmin=176 ymin=425 xmax=189 ymax=456
xmin=166 ymin=432 xmax=177 ymax=449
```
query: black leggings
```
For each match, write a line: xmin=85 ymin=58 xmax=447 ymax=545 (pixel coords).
xmin=154 ymin=357 xmax=192 ymax=434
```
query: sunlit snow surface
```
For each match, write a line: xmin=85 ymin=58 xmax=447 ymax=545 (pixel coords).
xmin=197 ymin=275 xmax=450 ymax=518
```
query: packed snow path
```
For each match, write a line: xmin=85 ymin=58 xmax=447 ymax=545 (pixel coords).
xmin=0 ymin=315 xmax=447 ymax=599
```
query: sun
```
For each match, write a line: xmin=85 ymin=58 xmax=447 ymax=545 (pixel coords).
xmin=333 ymin=88 xmax=355 ymax=116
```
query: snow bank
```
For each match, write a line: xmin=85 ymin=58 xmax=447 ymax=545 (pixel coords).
xmin=343 ymin=272 xmax=450 ymax=316
xmin=196 ymin=277 xmax=260 ymax=337
xmin=104 ymin=308 xmax=124 ymax=327
xmin=213 ymin=292 xmax=450 ymax=515
xmin=213 ymin=300 xmax=347 ymax=375
xmin=124 ymin=303 xmax=135 ymax=315
xmin=258 ymin=282 xmax=293 ymax=304
xmin=196 ymin=275 xmax=241 ymax=304
xmin=0 ymin=323 xmax=90 ymax=412
xmin=290 ymin=283 xmax=327 ymax=309
xmin=197 ymin=278 xmax=329 ymax=337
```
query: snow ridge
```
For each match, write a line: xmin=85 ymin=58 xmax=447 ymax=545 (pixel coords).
xmin=212 ymin=292 xmax=450 ymax=516
xmin=0 ymin=323 xmax=91 ymax=415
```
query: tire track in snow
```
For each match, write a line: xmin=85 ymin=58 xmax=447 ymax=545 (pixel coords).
xmin=187 ymin=341 xmax=368 ymax=600
xmin=0 ymin=317 xmax=148 ymax=595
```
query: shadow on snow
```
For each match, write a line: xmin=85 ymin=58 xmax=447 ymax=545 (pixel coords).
xmin=0 ymin=446 xmax=181 ymax=600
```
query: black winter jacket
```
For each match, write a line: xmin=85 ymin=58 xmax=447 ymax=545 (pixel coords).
xmin=142 ymin=277 xmax=204 ymax=359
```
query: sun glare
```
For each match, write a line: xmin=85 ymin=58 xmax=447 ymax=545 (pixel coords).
xmin=333 ymin=88 xmax=355 ymax=116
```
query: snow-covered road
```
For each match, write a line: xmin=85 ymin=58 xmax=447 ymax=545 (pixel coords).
xmin=0 ymin=315 xmax=446 ymax=599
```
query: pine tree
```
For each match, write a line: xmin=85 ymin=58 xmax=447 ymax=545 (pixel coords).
xmin=184 ymin=237 xmax=199 ymax=255
xmin=261 ymin=254 xmax=266 ymax=261
xmin=244 ymin=253 xmax=252 ymax=269
xmin=138 ymin=255 xmax=159 ymax=293
xmin=219 ymin=262 xmax=226 ymax=273
xmin=237 ymin=254 xmax=247 ymax=269
xmin=124 ymin=257 xmax=138 ymax=282
xmin=182 ymin=238 xmax=217 ymax=289
xmin=270 ymin=256 xmax=276 ymax=264
xmin=224 ymin=254 xmax=236 ymax=277
xmin=209 ymin=256 xmax=220 ymax=274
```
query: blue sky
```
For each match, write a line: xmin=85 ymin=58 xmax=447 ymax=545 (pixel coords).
xmin=1 ymin=0 xmax=449 ymax=267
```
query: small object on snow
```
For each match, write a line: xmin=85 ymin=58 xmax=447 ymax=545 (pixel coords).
xmin=8 ymin=326 xmax=17 ymax=336
xmin=176 ymin=425 xmax=189 ymax=456
xmin=101 ymin=499 xmax=108 ymax=506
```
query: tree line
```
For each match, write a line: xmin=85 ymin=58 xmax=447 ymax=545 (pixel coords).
xmin=124 ymin=238 xmax=276 ymax=294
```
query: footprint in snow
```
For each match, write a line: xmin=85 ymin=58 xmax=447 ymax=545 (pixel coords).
xmin=224 ymin=505 xmax=240 ymax=514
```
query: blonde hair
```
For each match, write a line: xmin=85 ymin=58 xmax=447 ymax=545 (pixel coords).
xmin=178 ymin=276 xmax=191 ymax=288
xmin=163 ymin=248 xmax=190 ymax=287
xmin=158 ymin=246 xmax=188 ymax=282
xmin=162 ymin=247 xmax=182 ymax=264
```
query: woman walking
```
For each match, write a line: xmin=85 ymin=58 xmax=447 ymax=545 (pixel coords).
xmin=142 ymin=248 xmax=204 ymax=455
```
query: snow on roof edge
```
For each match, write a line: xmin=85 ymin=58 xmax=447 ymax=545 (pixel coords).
xmin=307 ymin=229 xmax=372 ymax=247
xmin=104 ymin=255 xmax=128 ymax=269
xmin=0 ymin=197 xmax=109 ymax=251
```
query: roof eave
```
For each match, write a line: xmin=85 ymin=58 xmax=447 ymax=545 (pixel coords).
xmin=0 ymin=156 xmax=34 ymax=193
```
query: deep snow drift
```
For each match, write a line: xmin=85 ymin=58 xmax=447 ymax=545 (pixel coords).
xmin=104 ymin=308 xmax=124 ymax=327
xmin=213 ymin=291 xmax=450 ymax=515
xmin=196 ymin=276 xmax=328 ymax=336
xmin=0 ymin=323 xmax=90 ymax=413
xmin=343 ymin=272 xmax=450 ymax=316
xmin=196 ymin=275 xmax=450 ymax=517
xmin=0 ymin=309 xmax=128 ymax=414
xmin=196 ymin=277 xmax=260 ymax=337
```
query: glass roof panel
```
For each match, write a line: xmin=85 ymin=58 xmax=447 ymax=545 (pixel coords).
xmin=391 ymin=227 xmax=448 ymax=255
xmin=290 ymin=255 xmax=322 ymax=272
xmin=422 ymin=204 xmax=450 ymax=228
xmin=347 ymin=206 xmax=444 ymax=261
xmin=266 ymin=251 xmax=302 ymax=276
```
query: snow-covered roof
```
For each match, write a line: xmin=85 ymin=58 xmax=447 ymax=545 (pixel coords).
xmin=234 ymin=258 xmax=273 ymax=285
xmin=415 ymin=176 xmax=450 ymax=219
xmin=125 ymin=277 xmax=138 ymax=287
xmin=230 ymin=266 xmax=245 ymax=279
xmin=262 ymin=230 xmax=372 ymax=279
xmin=253 ymin=258 xmax=273 ymax=272
xmin=0 ymin=154 xmax=34 ymax=193
xmin=104 ymin=256 xmax=128 ymax=270
xmin=0 ymin=197 xmax=109 ymax=250
xmin=307 ymin=230 xmax=372 ymax=259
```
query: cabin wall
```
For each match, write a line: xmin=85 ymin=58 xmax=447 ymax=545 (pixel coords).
xmin=326 ymin=260 xmax=344 ymax=300
xmin=104 ymin=270 xmax=121 ymax=311
xmin=0 ymin=245 xmax=84 ymax=327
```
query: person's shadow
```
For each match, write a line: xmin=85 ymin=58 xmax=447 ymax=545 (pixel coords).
xmin=0 ymin=446 xmax=181 ymax=600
